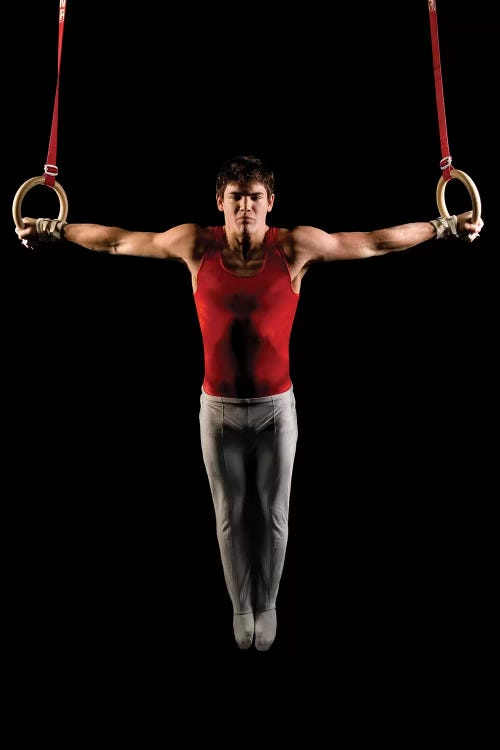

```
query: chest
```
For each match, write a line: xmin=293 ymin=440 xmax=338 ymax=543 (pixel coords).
xmin=220 ymin=249 xmax=265 ymax=277
xmin=197 ymin=251 xmax=295 ymax=313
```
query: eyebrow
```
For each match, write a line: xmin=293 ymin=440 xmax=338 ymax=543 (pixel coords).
xmin=228 ymin=190 xmax=266 ymax=197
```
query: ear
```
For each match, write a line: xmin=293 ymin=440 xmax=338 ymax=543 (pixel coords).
xmin=267 ymin=193 xmax=275 ymax=212
xmin=216 ymin=194 xmax=224 ymax=212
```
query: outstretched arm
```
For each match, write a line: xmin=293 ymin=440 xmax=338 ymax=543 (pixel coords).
xmin=15 ymin=218 xmax=201 ymax=262
xmin=290 ymin=211 xmax=483 ymax=264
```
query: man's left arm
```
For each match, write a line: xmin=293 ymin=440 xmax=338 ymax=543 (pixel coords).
xmin=291 ymin=211 xmax=483 ymax=263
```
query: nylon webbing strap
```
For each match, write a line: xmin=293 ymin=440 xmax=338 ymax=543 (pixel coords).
xmin=428 ymin=1 xmax=452 ymax=182
xmin=44 ymin=1 xmax=67 ymax=188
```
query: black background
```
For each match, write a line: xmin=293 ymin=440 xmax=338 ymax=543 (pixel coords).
xmin=3 ymin=0 xmax=498 ymax=723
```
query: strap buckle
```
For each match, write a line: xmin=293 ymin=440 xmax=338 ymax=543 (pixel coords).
xmin=440 ymin=156 xmax=452 ymax=171
xmin=44 ymin=163 xmax=59 ymax=177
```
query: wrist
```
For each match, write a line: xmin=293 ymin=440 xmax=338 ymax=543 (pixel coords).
xmin=429 ymin=214 xmax=468 ymax=240
xmin=35 ymin=218 xmax=67 ymax=241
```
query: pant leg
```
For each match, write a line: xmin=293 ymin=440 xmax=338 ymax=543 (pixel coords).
xmin=251 ymin=387 xmax=298 ymax=611
xmin=199 ymin=394 xmax=253 ymax=614
xmin=200 ymin=386 xmax=299 ymax=615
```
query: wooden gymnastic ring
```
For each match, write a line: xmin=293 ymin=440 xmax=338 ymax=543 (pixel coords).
xmin=12 ymin=175 xmax=69 ymax=230
xmin=436 ymin=168 xmax=481 ymax=225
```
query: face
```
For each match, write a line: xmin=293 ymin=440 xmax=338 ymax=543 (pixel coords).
xmin=217 ymin=181 xmax=274 ymax=236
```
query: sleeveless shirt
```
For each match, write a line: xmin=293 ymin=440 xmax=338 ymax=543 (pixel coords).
xmin=194 ymin=226 xmax=299 ymax=398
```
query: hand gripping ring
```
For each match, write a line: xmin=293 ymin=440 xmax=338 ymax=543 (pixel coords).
xmin=12 ymin=175 xmax=69 ymax=230
xmin=436 ymin=168 xmax=482 ymax=240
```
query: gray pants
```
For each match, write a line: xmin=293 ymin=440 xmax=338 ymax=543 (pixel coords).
xmin=199 ymin=385 xmax=298 ymax=614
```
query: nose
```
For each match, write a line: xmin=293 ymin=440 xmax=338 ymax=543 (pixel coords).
xmin=240 ymin=195 xmax=251 ymax=211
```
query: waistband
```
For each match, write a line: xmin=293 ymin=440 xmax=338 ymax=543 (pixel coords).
xmin=201 ymin=384 xmax=294 ymax=405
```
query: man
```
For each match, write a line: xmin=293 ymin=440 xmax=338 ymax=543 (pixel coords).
xmin=16 ymin=154 xmax=483 ymax=651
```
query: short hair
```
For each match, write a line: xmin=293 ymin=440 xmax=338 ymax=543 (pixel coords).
xmin=216 ymin=155 xmax=275 ymax=200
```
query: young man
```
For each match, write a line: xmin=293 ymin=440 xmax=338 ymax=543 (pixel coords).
xmin=16 ymin=154 xmax=483 ymax=651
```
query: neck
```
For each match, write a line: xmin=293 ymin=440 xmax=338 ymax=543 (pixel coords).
xmin=241 ymin=231 xmax=251 ymax=260
xmin=224 ymin=225 xmax=267 ymax=260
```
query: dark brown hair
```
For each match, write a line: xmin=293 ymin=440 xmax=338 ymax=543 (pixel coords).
xmin=216 ymin=155 xmax=275 ymax=201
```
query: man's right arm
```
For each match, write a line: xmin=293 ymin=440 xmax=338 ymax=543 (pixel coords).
xmin=16 ymin=218 xmax=200 ymax=262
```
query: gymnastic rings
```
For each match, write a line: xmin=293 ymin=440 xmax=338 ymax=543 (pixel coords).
xmin=12 ymin=175 xmax=68 ymax=230
xmin=436 ymin=168 xmax=481 ymax=241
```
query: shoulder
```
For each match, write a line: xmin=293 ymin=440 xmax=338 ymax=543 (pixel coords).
xmin=200 ymin=225 xmax=224 ymax=244
xmin=153 ymin=223 xmax=206 ymax=261
xmin=275 ymin=225 xmax=335 ymax=263
xmin=160 ymin=224 xmax=228 ymax=258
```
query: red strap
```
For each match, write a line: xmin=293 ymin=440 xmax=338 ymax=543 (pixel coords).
xmin=428 ymin=1 xmax=452 ymax=182
xmin=44 ymin=1 xmax=67 ymax=188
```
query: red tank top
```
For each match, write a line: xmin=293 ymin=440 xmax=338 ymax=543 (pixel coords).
xmin=194 ymin=226 xmax=299 ymax=398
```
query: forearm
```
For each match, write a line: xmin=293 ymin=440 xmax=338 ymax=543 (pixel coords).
xmin=63 ymin=223 xmax=124 ymax=253
xmin=16 ymin=217 xmax=126 ymax=254
xmin=371 ymin=221 xmax=436 ymax=254
xmin=371 ymin=211 xmax=481 ymax=254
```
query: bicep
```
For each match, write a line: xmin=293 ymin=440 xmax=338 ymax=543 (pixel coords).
xmin=292 ymin=226 xmax=376 ymax=263
xmin=115 ymin=231 xmax=164 ymax=258
xmin=117 ymin=223 xmax=199 ymax=260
